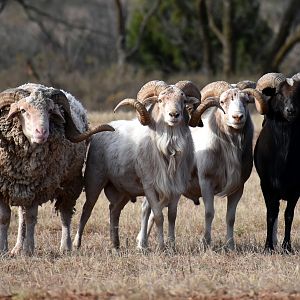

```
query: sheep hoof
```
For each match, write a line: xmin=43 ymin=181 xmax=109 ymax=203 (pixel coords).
xmin=10 ymin=245 xmax=23 ymax=256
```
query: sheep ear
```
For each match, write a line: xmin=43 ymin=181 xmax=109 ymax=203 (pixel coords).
xmin=51 ymin=105 xmax=66 ymax=125
xmin=6 ymin=103 xmax=19 ymax=120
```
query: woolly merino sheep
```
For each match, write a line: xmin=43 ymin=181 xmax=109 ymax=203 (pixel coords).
xmin=0 ymin=83 xmax=113 ymax=255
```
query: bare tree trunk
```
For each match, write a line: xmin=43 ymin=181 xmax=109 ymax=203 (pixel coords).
xmin=222 ymin=0 xmax=233 ymax=78
xmin=273 ymin=29 xmax=300 ymax=69
xmin=114 ymin=0 xmax=127 ymax=67
xmin=114 ymin=0 xmax=161 ymax=69
xmin=262 ymin=0 xmax=299 ymax=72
xmin=206 ymin=0 xmax=234 ymax=77
xmin=198 ymin=0 xmax=214 ymax=75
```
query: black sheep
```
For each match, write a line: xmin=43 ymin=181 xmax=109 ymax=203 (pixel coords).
xmin=254 ymin=72 xmax=300 ymax=252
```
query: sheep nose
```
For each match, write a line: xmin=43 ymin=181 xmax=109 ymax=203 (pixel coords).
xmin=286 ymin=107 xmax=296 ymax=116
xmin=35 ymin=128 xmax=47 ymax=135
xmin=232 ymin=113 xmax=243 ymax=122
xmin=169 ymin=112 xmax=180 ymax=118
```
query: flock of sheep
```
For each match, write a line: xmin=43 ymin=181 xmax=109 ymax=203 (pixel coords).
xmin=0 ymin=72 xmax=299 ymax=256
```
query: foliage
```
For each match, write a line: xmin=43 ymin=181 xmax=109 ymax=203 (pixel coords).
xmin=127 ymin=0 xmax=272 ymax=74
xmin=127 ymin=0 xmax=202 ymax=73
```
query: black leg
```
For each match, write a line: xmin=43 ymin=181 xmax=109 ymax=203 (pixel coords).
xmin=282 ymin=197 xmax=298 ymax=253
xmin=261 ymin=183 xmax=280 ymax=252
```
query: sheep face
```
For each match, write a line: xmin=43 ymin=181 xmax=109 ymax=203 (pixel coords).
xmin=263 ymin=81 xmax=300 ymax=122
xmin=219 ymin=88 xmax=250 ymax=129
xmin=7 ymin=91 xmax=65 ymax=144
xmin=155 ymin=86 xmax=189 ymax=127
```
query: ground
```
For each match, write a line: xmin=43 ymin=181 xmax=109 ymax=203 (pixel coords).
xmin=1 ymin=112 xmax=300 ymax=300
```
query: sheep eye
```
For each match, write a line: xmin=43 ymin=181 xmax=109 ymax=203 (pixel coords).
xmin=220 ymin=100 xmax=224 ymax=105
xmin=20 ymin=109 xmax=26 ymax=114
xmin=158 ymin=99 xmax=162 ymax=103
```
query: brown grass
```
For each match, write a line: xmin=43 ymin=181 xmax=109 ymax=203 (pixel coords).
xmin=1 ymin=112 xmax=300 ymax=300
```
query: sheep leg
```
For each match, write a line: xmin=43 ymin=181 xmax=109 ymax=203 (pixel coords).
xmin=59 ymin=206 xmax=73 ymax=252
xmin=261 ymin=183 xmax=280 ymax=252
xmin=137 ymin=197 xmax=152 ymax=250
xmin=11 ymin=207 xmax=26 ymax=255
xmin=272 ymin=217 xmax=278 ymax=247
xmin=200 ymin=180 xmax=215 ymax=247
xmin=144 ymin=189 xmax=166 ymax=251
xmin=109 ymin=196 xmax=128 ymax=250
xmin=167 ymin=197 xmax=180 ymax=250
xmin=23 ymin=203 xmax=38 ymax=255
xmin=282 ymin=197 xmax=298 ymax=253
xmin=0 ymin=200 xmax=11 ymax=252
xmin=73 ymin=177 xmax=104 ymax=249
xmin=226 ymin=186 xmax=243 ymax=250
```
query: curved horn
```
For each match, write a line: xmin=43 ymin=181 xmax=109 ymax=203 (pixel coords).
xmin=68 ymin=124 xmax=115 ymax=143
xmin=0 ymin=88 xmax=30 ymax=110
xmin=189 ymin=97 xmax=224 ymax=127
xmin=256 ymin=73 xmax=286 ymax=92
xmin=49 ymin=89 xmax=84 ymax=142
xmin=114 ymin=98 xmax=151 ymax=126
xmin=201 ymin=81 xmax=231 ymax=101
xmin=292 ymin=72 xmax=300 ymax=82
xmin=175 ymin=80 xmax=201 ymax=100
xmin=242 ymin=88 xmax=268 ymax=115
xmin=236 ymin=80 xmax=256 ymax=90
xmin=50 ymin=89 xmax=109 ymax=143
xmin=137 ymin=80 xmax=168 ymax=102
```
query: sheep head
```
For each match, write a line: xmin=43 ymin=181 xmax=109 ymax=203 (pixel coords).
xmin=256 ymin=72 xmax=300 ymax=122
xmin=0 ymin=87 xmax=114 ymax=145
xmin=192 ymin=80 xmax=267 ymax=130
xmin=114 ymin=80 xmax=221 ymax=127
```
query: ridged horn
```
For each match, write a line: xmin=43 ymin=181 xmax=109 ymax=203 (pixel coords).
xmin=189 ymin=97 xmax=224 ymax=127
xmin=137 ymin=80 xmax=168 ymax=102
xmin=256 ymin=73 xmax=286 ymax=92
xmin=292 ymin=73 xmax=300 ymax=82
xmin=175 ymin=80 xmax=201 ymax=100
xmin=242 ymin=88 xmax=268 ymax=115
xmin=114 ymin=98 xmax=151 ymax=126
xmin=201 ymin=81 xmax=231 ymax=101
xmin=0 ymin=88 xmax=30 ymax=110
xmin=68 ymin=124 xmax=115 ymax=143
xmin=50 ymin=89 xmax=113 ymax=143
xmin=236 ymin=80 xmax=256 ymax=90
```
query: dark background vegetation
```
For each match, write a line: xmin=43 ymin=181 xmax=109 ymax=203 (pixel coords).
xmin=0 ymin=0 xmax=299 ymax=110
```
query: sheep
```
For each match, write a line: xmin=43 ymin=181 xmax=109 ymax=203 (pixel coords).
xmin=0 ymin=83 xmax=114 ymax=255
xmin=73 ymin=80 xmax=222 ymax=251
xmin=254 ymin=72 xmax=300 ymax=253
xmin=138 ymin=80 xmax=267 ymax=250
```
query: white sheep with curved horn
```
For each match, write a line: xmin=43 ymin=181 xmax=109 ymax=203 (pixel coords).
xmin=73 ymin=80 xmax=222 ymax=251
xmin=138 ymin=80 xmax=267 ymax=250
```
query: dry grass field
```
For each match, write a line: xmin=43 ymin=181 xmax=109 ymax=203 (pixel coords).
xmin=1 ymin=112 xmax=300 ymax=300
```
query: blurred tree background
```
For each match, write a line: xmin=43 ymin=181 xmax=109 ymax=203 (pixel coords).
xmin=0 ymin=0 xmax=299 ymax=110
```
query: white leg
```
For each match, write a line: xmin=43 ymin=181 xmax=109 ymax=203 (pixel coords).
xmin=147 ymin=211 xmax=155 ymax=238
xmin=137 ymin=197 xmax=151 ymax=250
xmin=73 ymin=168 xmax=105 ymax=249
xmin=200 ymin=180 xmax=215 ymax=247
xmin=272 ymin=217 xmax=278 ymax=247
xmin=226 ymin=186 xmax=243 ymax=250
xmin=11 ymin=207 xmax=26 ymax=255
xmin=23 ymin=203 xmax=38 ymax=255
xmin=167 ymin=197 xmax=180 ymax=249
xmin=0 ymin=200 xmax=11 ymax=252
xmin=144 ymin=189 xmax=165 ymax=251
xmin=60 ymin=208 xmax=72 ymax=252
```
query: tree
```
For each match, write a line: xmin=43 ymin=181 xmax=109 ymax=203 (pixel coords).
xmin=114 ymin=0 xmax=161 ymax=68
xmin=262 ymin=0 xmax=300 ymax=72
